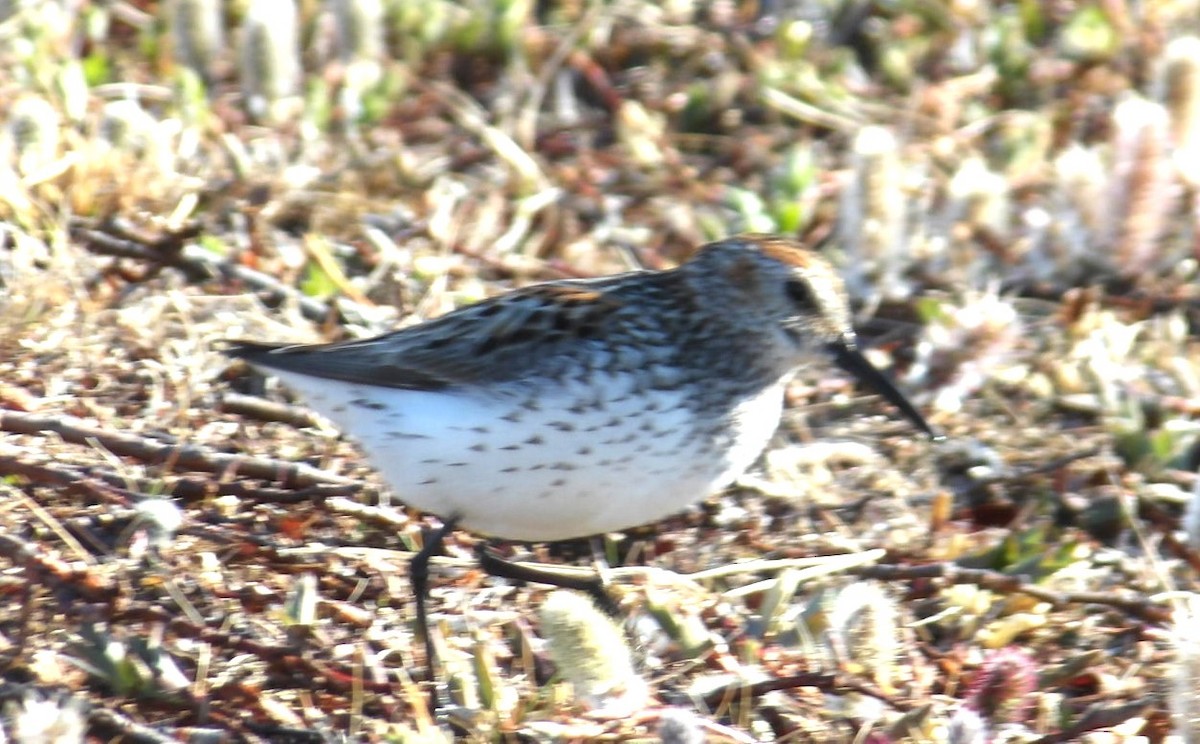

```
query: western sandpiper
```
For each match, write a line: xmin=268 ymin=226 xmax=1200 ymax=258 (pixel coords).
xmin=225 ymin=233 xmax=937 ymax=675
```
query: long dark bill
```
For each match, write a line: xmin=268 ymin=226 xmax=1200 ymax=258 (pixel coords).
xmin=828 ymin=336 xmax=942 ymax=441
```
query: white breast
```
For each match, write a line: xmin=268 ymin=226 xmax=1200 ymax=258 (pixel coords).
xmin=262 ymin=368 xmax=785 ymax=541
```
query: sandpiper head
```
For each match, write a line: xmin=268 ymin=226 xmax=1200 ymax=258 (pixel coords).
xmin=684 ymin=234 xmax=856 ymax=351
xmin=685 ymin=234 xmax=939 ymax=439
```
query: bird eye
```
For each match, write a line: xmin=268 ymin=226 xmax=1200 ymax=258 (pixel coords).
xmin=785 ymin=279 xmax=811 ymax=306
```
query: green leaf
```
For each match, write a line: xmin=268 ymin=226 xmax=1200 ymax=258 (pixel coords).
xmin=1059 ymin=4 xmax=1118 ymax=62
xmin=198 ymin=235 xmax=227 ymax=256
xmin=301 ymin=261 xmax=339 ymax=299
xmin=81 ymin=52 xmax=111 ymax=87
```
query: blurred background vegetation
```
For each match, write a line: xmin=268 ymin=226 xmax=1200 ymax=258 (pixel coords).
xmin=5 ymin=0 xmax=1200 ymax=741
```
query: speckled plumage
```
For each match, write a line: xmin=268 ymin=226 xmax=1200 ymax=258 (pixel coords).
xmin=225 ymin=234 xmax=934 ymax=540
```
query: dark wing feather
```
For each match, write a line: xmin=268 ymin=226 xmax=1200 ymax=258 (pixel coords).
xmin=221 ymin=339 xmax=457 ymax=389
xmin=223 ymin=280 xmax=635 ymax=390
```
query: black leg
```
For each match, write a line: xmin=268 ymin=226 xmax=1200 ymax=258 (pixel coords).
xmin=477 ymin=543 xmax=620 ymax=618
xmin=411 ymin=515 xmax=458 ymax=692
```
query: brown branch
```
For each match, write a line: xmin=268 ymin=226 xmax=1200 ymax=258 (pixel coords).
xmin=854 ymin=563 xmax=1172 ymax=624
xmin=0 ymin=452 xmax=360 ymax=514
xmin=72 ymin=217 xmax=207 ymax=283
xmin=697 ymin=670 xmax=910 ymax=712
xmin=0 ymin=528 xmax=118 ymax=601
xmin=218 ymin=392 xmax=324 ymax=429
xmin=88 ymin=706 xmax=192 ymax=744
xmin=0 ymin=411 xmax=356 ymax=489
xmin=973 ymin=446 xmax=1105 ymax=485
xmin=113 ymin=604 xmax=403 ymax=694
xmin=0 ymin=453 xmax=134 ymax=506
xmin=70 ymin=217 xmax=339 ymax=324
xmin=83 ymin=466 xmax=359 ymax=504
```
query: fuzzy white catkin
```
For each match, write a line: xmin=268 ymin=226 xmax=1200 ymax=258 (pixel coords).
xmin=539 ymin=590 xmax=647 ymax=714
xmin=947 ymin=158 xmax=1009 ymax=235
xmin=239 ymin=0 xmax=300 ymax=119
xmin=826 ymin=581 xmax=900 ymax=691
xmin=9 ymin=694 xmax=86 ymax=744
xmin=1107 ymin=97 xmax=1175 ymax=277
xmin=840 ymin=126 xmax=908 ymax=299
xmin=168 ymin=0 xmax=223 ymax=80
xmin=1054 ymin=145 xmax=1107 ymax=244
xmin=98 ymin=100 xmax=158 ymax=156
xmin=1170 ymin=594 xmax=1200 ymax=740
xmin=330 ymin=0 xmax=384 ymax=61
xmin=133 ymin=498 xmax=184 ymax=547
xmin=6 ymin=96 xmax=60 ymax=176
xmin=1162 ymin=37 xmax=1200 ymax=160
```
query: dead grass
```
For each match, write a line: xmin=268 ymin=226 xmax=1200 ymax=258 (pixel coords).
xmin=2 ymin=0 xmax=1200 ymax=741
